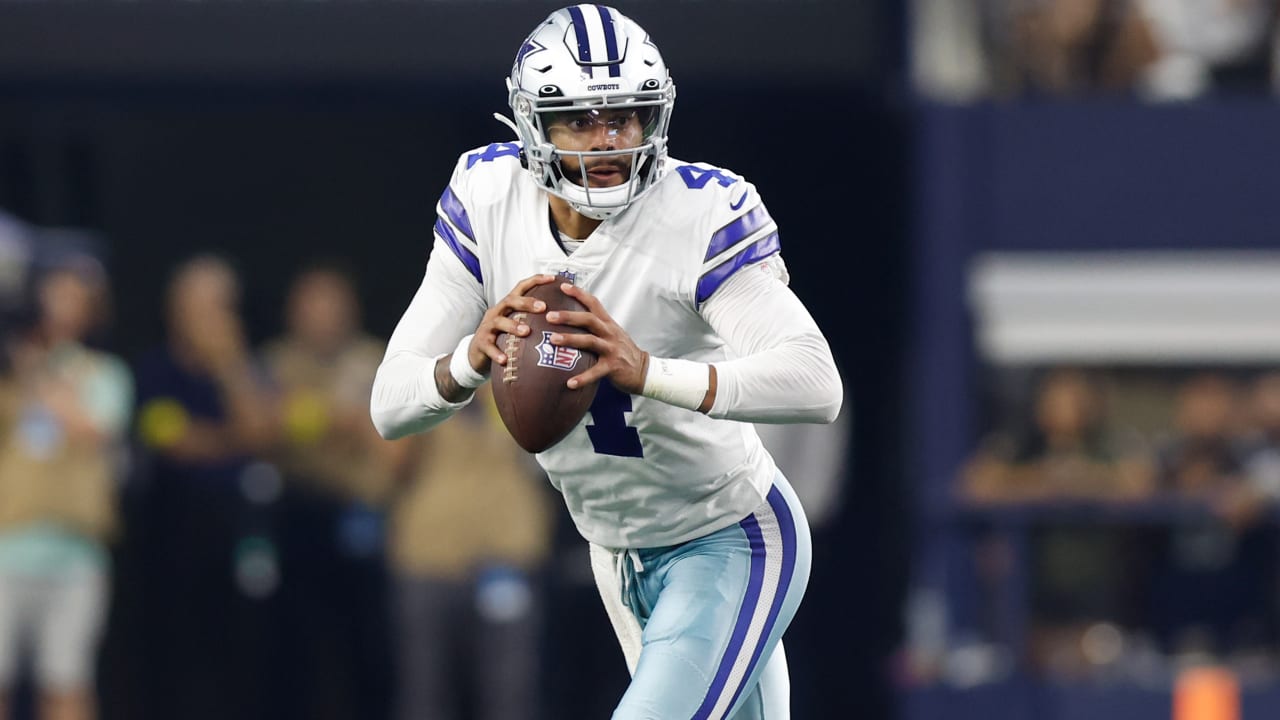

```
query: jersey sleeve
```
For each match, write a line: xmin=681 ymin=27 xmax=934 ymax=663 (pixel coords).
xmin=692 ymin=173 xmax=781 ymax=308
xmin=370 ymin=156 xmax=489 ymax=439
xmin=689 ymin=170 xmax=842 ymax=424
xmin=699 ymin=257 xmax=843 ymax=424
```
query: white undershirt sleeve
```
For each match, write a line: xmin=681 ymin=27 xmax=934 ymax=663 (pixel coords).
xmin=370 ymin=241 xmax=488 ymax=439
xmin=698 ymin=256 xmax=843 ymax=424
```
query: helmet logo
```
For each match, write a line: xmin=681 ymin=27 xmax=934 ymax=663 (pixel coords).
xmin=515 ymin=39 xmax=547 ymax=73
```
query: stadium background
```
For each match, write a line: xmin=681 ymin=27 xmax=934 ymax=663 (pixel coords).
xmin=4 ymin=0 xmax=1278 ymax=718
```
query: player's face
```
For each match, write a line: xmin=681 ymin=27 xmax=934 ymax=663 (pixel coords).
xmin=545 ymin=108 xmax=646 ymax=188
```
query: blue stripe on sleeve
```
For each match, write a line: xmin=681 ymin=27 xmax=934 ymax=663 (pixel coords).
xmin=434 ymin=217 xmax=482 ymax=284
xmin=695 ymin=232 xmax=781 ymax=305
xmin=567 ymin=5 xmax=592 ymax=64
xmin=439 ymin=186 xmax=475 ymax=241
xmin=705 ymin=204 xmax=772 ymax=261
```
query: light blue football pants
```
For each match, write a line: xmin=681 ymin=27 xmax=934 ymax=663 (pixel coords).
xmin=589 ymin=474 xmax=812 ymax=720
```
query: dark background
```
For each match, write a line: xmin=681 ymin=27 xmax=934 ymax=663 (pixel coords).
xmin=0 ymin=1 xmax=910 ymax=717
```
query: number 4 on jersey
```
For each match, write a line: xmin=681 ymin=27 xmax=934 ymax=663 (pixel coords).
xmin=675 ymin=165 xmax=739 ymax=190
xmin=586 ymin=382 xmax=643 ymax=457
xmin=466 ymin=142 xmax=521 ymax=169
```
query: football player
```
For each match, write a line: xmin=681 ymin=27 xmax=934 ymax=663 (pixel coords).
xmin=371 ymin=5 xmax=842 ymax=718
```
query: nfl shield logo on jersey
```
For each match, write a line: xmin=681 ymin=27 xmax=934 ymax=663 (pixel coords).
xmin=536 ymin=331 xmax=581 ymax=371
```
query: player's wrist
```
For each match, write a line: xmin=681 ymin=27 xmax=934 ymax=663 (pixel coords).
xmin=640 ymin=356 xmax=710 ymax=411
xmin=449 ymin=334 xmax=489 ymax=389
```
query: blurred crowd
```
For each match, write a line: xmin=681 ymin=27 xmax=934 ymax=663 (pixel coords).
xmin=0 ymin=208 xmax=566 ymax=720
xmin=960 ymin=366 xmax=1280 ymax=680
xmin=913 ymin=0 xmax=1280 ymax=101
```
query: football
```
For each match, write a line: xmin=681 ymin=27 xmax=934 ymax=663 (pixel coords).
xmin=491 ymin=282 xmax=599 ymax=453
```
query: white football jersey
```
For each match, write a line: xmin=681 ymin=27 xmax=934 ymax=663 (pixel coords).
xmin=381 ymin=141 xmax=839 ymax=549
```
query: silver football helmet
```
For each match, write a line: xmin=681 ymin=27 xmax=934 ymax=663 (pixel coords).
xmin=503 ymin=5 xmax=676 ymax=220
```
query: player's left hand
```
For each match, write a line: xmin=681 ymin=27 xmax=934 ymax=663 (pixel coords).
xmin=546 ymin=283 xmax=648 ymax=393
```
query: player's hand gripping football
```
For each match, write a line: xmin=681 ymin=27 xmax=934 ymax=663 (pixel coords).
xmin=467 ymin=274 xmax=559 ymax=373
xmin=545 ymin=283 xmax=649 ymax=393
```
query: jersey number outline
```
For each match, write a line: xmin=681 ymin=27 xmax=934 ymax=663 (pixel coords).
xmin=586 ymin=381 xmax=643 ymax=457
xmin=466 ymin=142 xmax=521 ymax=169
xmin=675 ymin=165 xmax=739 ymax=189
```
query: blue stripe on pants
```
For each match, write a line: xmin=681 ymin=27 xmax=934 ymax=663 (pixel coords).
xmin=606 ymin=474 xmax=811 ymax=720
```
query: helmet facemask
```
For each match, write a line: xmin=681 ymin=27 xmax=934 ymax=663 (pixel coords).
xmin=509 ymin=80 xmax=674 ymax=220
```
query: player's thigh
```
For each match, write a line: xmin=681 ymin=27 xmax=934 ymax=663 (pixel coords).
xmin=32 ymin=569 xmax=108 ymax=691
xmin=615 ymin=481 xmax=811 ymax=720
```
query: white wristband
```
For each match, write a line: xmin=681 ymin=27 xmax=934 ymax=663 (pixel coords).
xmin=641 ymin=357 xmax=710 ymax=411
xmin=449 ymin=334 xmax=488 ymax=389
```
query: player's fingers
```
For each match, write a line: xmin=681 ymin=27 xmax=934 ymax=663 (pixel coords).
xmin=495 ymin=275 xmax=555 ymax=315
xmin=560 ymin=283 xmax=614 ymax=321
xmin=504 ymin=296 xmax=547 ymax=315
xmin=512 ymin=274 xmax=558 ymax=296
xmin=489 ymin=313 xmax=533 ymax=337
xmin=466 ymin=334 xmax=499 ymax=368
xmin=497 ymin=290 xmax=549 ymax=316
xmin=516 ymin=273 xmax=557 ymax=290
xmin=476 ymin=340 xmax=507 ymax=366
xmin=546 ymin=310 xmax=607 ymax=335
xmin=568 ymin=365 xmax=609 ymax=389
xmin=550 ymin=331 xmax=611 ymax=356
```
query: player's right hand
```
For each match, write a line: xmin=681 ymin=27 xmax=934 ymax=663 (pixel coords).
xmin=467 ymin=274 xmax=558 ymax=373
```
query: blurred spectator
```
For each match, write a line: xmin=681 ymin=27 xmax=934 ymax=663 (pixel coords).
xmin=131 ymin=255 xmax=279 ymax=720
xmin=1017 ymin=0 xmax=1156 ymax=96
xmin=912 ymin=0 xmax=1277 ymax=100
xmin=911 ymin=0 xmax=993 ymax=101
xmin=0 ymin=260 xmax=130 ymax=720
xmin=1137 ymin=0 xmax=1275 ymax=99
xmin=1150 ymin=372 xmax=1278 ymax=657
xmin=388 ymin=384 xmax=552 ymax=720
xmin=963 ymin=368 xmax=1152 ymax=503
xmin=962 ymin=368 xmax=1152 ymax=677
xmin=262 ymin=263 xmax=402 ymax=720
xmin=1154 ymin=372 xmax=1246 ymax=497
xmin=1231 ymin=371 xmax=1280 ymax=522
xmin=0 ymin=213 xmax=33 ymax=349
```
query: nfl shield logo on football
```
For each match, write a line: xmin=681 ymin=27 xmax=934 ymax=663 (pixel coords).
xmin=536 ymin=331 xmax=580 ymax=371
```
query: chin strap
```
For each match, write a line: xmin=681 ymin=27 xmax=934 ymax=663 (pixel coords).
xmin=494 ymin=113 xmax=534 ymax=170
xmin=492 ymin=112 xmax=521 ymax=139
